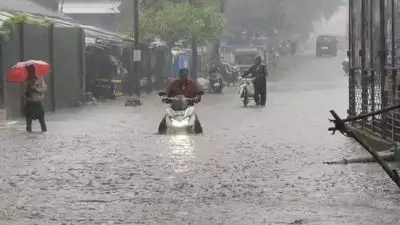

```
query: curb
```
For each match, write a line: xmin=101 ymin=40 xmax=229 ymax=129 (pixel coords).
xmin=348 ymin=124 xmax=392 ymax=151
xmin=0 ymin=120 xmax=21 ymax=129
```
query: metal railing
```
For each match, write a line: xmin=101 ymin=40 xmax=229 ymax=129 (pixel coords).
xmin=348 ymin=0 xmax=400 ymax=143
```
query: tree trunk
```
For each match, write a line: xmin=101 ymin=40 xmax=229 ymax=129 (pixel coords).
xmin=191 ymin=37 xmax=198 ymax=80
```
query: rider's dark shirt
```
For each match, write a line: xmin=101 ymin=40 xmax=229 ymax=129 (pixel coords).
xmin=242 ymin=64 xmax=268 ymax=81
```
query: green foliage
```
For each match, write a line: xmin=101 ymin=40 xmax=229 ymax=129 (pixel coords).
xmin=0 ymin=13 xmax=51 ymax=42
xmin=119 ymin=0 xmax=226 ymax=46
xmin=140 ymin=0 xmax=187 ymax=12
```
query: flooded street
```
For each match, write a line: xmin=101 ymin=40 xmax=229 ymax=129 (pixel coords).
xmin=1 ymin=53 xmax=399 ymax=225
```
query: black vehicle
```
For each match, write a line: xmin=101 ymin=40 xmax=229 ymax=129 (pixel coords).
xmin=316 ymin=35 xmax=338 ymax=57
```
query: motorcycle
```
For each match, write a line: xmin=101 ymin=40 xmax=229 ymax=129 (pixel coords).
xmin=271 ymin=49 xmax=280 ymax=67
xmin=278 ymin=41 xmax=291 ymax=56
xmin=238 ymin=78 xmax=255 ymax=107
xmin=158 ymin=91 xmax=204 ymax=134
xmin=208 ymin=71 xmax=224 ymax=93
xmin=229 ymin=65 xmax=240 ymax=86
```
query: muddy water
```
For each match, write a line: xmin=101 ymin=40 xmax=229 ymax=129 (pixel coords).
xmin=0 ymin=54 xmax=399 ymax=225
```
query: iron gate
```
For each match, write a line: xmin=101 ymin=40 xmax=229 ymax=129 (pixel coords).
xmin=349 ymin=0 xmax=400 ymax=142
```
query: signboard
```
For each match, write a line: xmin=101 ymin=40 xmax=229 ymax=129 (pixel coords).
xmin=133 ymin=50 xmax=141 ymax=62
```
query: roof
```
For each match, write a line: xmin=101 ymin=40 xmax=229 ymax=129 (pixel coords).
xmin=0 ymin=0 xmax=68 ymax=19
xmin=0 ymin=10 xmax=133 ymax=47
xmin=60 ymin=2 xmax=121 ymax=14
xmin=0 ymin=0 xmax=134 ymax=47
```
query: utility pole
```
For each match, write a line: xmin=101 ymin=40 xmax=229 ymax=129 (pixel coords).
xmin=133 ymin=0 xmax=141 ymax=96
xmin=189 ymin=0 xmax=198 ymax=80
xmin=213 ymin=0 xmax=224 ymax=64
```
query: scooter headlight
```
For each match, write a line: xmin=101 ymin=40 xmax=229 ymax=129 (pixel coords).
xmin=166 ymin=108 xmax=175 ymax=117
xmin=171 ymin=117 xmax=190 ymax=127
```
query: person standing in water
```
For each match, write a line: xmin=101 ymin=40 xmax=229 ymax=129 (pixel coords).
xmin=24 ymin=65 xmax=47 ymax=132
xmin=242 ymin=55 xmax=268 ymax=106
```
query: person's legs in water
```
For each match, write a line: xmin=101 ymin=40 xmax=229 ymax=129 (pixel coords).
xmin=253 ymin=80 xmax=260 ymax=105
xmin=194 ymin=114 xmax=203 ymax=134
xmin=25 ymin=102 xmax=33 ymax=132
xmin=158 ymin=115 xmax=167 ymax=134
xmin=39 ymin=115 xmax=47 ymax=132
xmin=259 ymin=86 xmax=267 ymax=106
xmin=26 ymin=117 xmax=32 ymax=132
xmin=259 ymin=80 xmax=267 ymax=106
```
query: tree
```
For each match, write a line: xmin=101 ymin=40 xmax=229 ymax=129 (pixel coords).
xmin=140 ymin=0 xmax=187 ymax=12
xmin=120 ymin=0 xmax=226 ymax=46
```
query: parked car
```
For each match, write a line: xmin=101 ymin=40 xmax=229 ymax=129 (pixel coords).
xmin=316 ymin=35 xmax=338 ymax=57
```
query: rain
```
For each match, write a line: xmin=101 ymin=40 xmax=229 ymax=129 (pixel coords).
xmin=0 ymin=0 xmax=399 ymax=224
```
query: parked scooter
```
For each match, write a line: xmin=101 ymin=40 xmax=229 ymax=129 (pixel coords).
xmin=238 ymin=78 xmax=255 ymax=107
xmin=157 ymin=91 xmax=204 ymax=134
xmin=208 ymin=69 xmax=224 ymax=93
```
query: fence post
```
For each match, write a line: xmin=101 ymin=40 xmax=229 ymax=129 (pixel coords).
xmin=370 ymin=0 xmax=376 ymax=132
xmin=0 ymin=38 xmax=5 ymax=123
xmin=361 ymin=0 xmax=368 ymax=128
xmin=19 ymin=23 xmax=25 ymax=117
xmin=379 ymin=0 xmax=388 ymax=139
xmin=0 ymin=39 xmax=4 ymax=109
xmin=349 ymin=0 xmax=356 ymax=117
xmin=78 ymin=28 xmax=86 ymax=101
xmin=391 ymin=0 xmax=397 ymax=142
xmin=146 ymin=47 xmax=152 ymax=93
xmin=49 ymin=23 xmax=56 ymax=111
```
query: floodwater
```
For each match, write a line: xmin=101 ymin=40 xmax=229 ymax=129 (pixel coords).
xmin=0 ymin=52 xmax=399 ymax=225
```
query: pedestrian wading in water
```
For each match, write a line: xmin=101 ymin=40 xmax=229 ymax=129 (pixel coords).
xmin=24 ymin=65 xmax=47 ymax=132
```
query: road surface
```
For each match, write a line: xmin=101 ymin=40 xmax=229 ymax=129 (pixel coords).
xmin=0 ymin=53 xmax=399 ymax=225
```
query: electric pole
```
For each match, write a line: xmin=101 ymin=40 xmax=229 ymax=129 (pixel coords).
xmin=189 ymin=0 xmax=199 ymax=80
xmin=213 ymin=0 xmax=224 ymax=64
xmin=133 ymin=0 xmax=140 ymax=96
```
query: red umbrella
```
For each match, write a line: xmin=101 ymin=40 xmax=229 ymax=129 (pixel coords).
xmin=7 ymin=60 xmax=51 ymax=83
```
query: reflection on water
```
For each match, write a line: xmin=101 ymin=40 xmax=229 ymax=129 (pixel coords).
xmin=167 ymin=134 xmax=195 ymax=173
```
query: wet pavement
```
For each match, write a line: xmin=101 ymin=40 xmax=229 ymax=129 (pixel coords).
xmin=1 ymin=53 xmax=400 ymax=225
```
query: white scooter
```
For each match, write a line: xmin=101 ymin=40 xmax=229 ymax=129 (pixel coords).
xmin=238 ymin=78 xmax=255 ymax=107
xmin=158 ymin=91 xmax=204 ymax=134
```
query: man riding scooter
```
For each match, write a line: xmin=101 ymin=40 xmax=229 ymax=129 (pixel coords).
xmin=158 ymin=68 xmax=203 ymax=134
xmin=208 ymin=66 xmax=224 ymax=93
xmin=241 ymin=55 xmax=268 ymax=106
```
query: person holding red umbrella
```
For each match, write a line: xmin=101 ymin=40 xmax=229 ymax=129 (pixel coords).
xmin=24 ymin=65 xmax=47 ymax=132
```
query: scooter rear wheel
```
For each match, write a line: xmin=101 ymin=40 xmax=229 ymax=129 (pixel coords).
xmin=243 ymin=89 xmax=249 ymax=107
